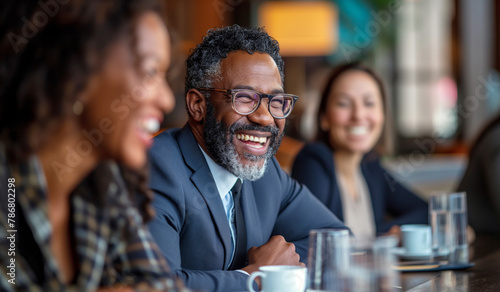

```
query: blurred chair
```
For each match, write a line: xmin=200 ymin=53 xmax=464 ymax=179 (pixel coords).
xmin=275 ymin=135 xmax=304 ymax=174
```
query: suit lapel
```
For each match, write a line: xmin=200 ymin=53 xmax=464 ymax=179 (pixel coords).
xmin=177 ymin=125 xmax=233 ymax=269
xmin=361 ymin=162 xmax=381 ymax=226
xmin=331 ymin=161 xmax=345 ymax=221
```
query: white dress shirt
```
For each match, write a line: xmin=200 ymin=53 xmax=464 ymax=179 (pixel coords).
xmin=199 ymin=146 xmax=241 ymax=269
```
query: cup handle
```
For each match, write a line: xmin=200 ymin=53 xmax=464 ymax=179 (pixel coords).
xmin=247 ymin=271 xmax=265 ymax=292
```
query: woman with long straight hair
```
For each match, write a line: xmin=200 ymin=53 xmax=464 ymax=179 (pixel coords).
xmin=292 ymin=63 xmax=428 ymax=238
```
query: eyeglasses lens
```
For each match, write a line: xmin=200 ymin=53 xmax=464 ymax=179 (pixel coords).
xmin=234 ymin=91 xmax=293 ymax=118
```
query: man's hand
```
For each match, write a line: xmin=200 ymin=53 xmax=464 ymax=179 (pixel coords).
xmin=241 ymin=235 xmax=305 ymax=276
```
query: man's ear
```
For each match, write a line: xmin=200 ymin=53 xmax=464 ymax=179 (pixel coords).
xmin=186 ymin=89 xmax=207 ymax=123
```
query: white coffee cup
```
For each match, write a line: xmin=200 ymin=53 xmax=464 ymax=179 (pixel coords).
xmin=247 ymin=265 xmax=307 ymax=292
xmin=401 ymin=224 xmax=431 ymax=253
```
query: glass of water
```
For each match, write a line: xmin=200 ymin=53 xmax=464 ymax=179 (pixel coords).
xmin=307 ymin=232 xmax=399 ymax=292
xmin=429 ymin=193 xmax=452 ymax=261
xmin=345 ymin=236 xmax=399 ymax=292
xmin=449 ymin=192 xmax=468 ymax=263
xmin=306 ymin=229 xmax=350 ymax=292
xmin=429 ymin=192 xmax=469 ymax=263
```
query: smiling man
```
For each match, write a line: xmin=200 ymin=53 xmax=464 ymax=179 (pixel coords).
xmin=148 ymin=25 xmax=348 ymax=292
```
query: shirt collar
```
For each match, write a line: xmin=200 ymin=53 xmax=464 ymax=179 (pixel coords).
xmin=199 ymin=145 xmax=239 ymax=199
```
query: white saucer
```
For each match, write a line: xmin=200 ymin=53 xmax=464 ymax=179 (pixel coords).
xmin=392 ymin=247 xmax=432 ymax=261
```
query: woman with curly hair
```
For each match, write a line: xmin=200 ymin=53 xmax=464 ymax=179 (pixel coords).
xmin=0 ymin=1 xmax=187 ymax=291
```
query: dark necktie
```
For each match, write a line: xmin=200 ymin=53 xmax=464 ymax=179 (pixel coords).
xmin=230 ymin=179 xmax=247 ymax=269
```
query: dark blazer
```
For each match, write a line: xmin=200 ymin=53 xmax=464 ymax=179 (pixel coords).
xmin=457 ymin=124 xmax=500 ymax=235
xmin=292 ymin=142 xmax=428 ymax=234
xmin=148 ymin=125 xmax=347 ymax=292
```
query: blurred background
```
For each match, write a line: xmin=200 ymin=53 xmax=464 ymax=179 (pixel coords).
xmin=161 ymin=0 xmax=500 ymax=198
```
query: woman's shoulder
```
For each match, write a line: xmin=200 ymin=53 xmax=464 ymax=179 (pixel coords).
xmin=297 ymin=142 xmax=332 ymax=159
xmin=478 ymin=124 xmax=500 ymax=148
xmin=293 ymin=142 xmax=334 ymax=175
xmin=470 ymin=117 xmax=500 ymax=156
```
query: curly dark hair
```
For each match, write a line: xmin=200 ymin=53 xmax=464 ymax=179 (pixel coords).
xmin=0 ymin=0 xmax=164 ymax=221
xmin=316 ymin=62 xmax=387 ymax=150
xmin=185 ymin=24 xmax=285 ymax=98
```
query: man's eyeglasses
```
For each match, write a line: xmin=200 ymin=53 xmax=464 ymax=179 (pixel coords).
xmin=198 ymin=88 xmax=298 ymax=119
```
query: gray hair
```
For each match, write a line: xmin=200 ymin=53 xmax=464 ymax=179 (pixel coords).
xmin=185 ymin=24 xmax=284 ymax=98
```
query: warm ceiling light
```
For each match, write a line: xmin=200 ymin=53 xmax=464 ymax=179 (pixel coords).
xmin=259 ymin=1 xmax=338 ymax=56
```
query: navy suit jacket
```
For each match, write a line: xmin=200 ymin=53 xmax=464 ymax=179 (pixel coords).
xmin=292 ymin=142 xmax=428 ymax=234
xmin=148 ymin=125 xmax=347 ymax=292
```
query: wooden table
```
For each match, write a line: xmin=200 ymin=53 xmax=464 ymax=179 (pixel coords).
xmin=401 ymin=234 xmax=500 ymax=292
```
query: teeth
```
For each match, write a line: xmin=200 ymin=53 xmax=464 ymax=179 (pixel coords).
xmin=248 ymin=143 xmax=264 ymax=149
xmin=141 ymin=118 xmax=160 ymax=134
xmin=236 ymin=134 xmax=268 ymax=144
xmin=349 ymin=126 xmax=368 ymax=136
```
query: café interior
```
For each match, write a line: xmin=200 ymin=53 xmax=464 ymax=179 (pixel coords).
xmin=2 ymin=0 xmax=499 ymax=291
xmin=159 ymin=1 xmax=500 ymax=290
xmin=163 ymin=0 xmax=500 ymax=198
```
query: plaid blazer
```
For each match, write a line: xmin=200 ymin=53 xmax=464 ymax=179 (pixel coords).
xmin=0 ymin=144 xmax=188 ymax=292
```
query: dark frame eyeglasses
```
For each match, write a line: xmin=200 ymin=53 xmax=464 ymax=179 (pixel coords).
xmin=198 ymin=88 xmax=298 ymax=119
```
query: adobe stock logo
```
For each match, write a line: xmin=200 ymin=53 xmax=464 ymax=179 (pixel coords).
xmin=7 ymin=0 xmax=70 ymax=53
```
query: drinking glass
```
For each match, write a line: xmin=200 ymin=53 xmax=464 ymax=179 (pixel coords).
xmin=307 ymin=231 xmax=399 ymax=292
xmin=449 ymin=192 xmax=468 ymax=264
xmin=429 ymin=192 xmax=452 ymax=261
xmin=306 ymin=229 xmax=350 ymax=292
xmin=429 ymin=192 xmax=469 ymax=264
xmin=345 ymin=236 xmax=399 ymax=292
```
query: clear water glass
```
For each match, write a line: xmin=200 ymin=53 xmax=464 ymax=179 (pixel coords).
xmin=429 ymin=192 xmax=469 ymax=264
xmin=306 ymin=229 xmax=350 ymax=292
xmin=306 ymin=232 xmax=399 ymax=292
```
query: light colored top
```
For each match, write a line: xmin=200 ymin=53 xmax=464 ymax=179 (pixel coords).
xmin=199 ymin=146 xmax=239 ymax=269
xmin=337 ymin=168 xmax=376 ymax=237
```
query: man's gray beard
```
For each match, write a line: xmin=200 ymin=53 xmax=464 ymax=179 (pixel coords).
xmin=203 ymin=101 xmax=283 ymax=181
